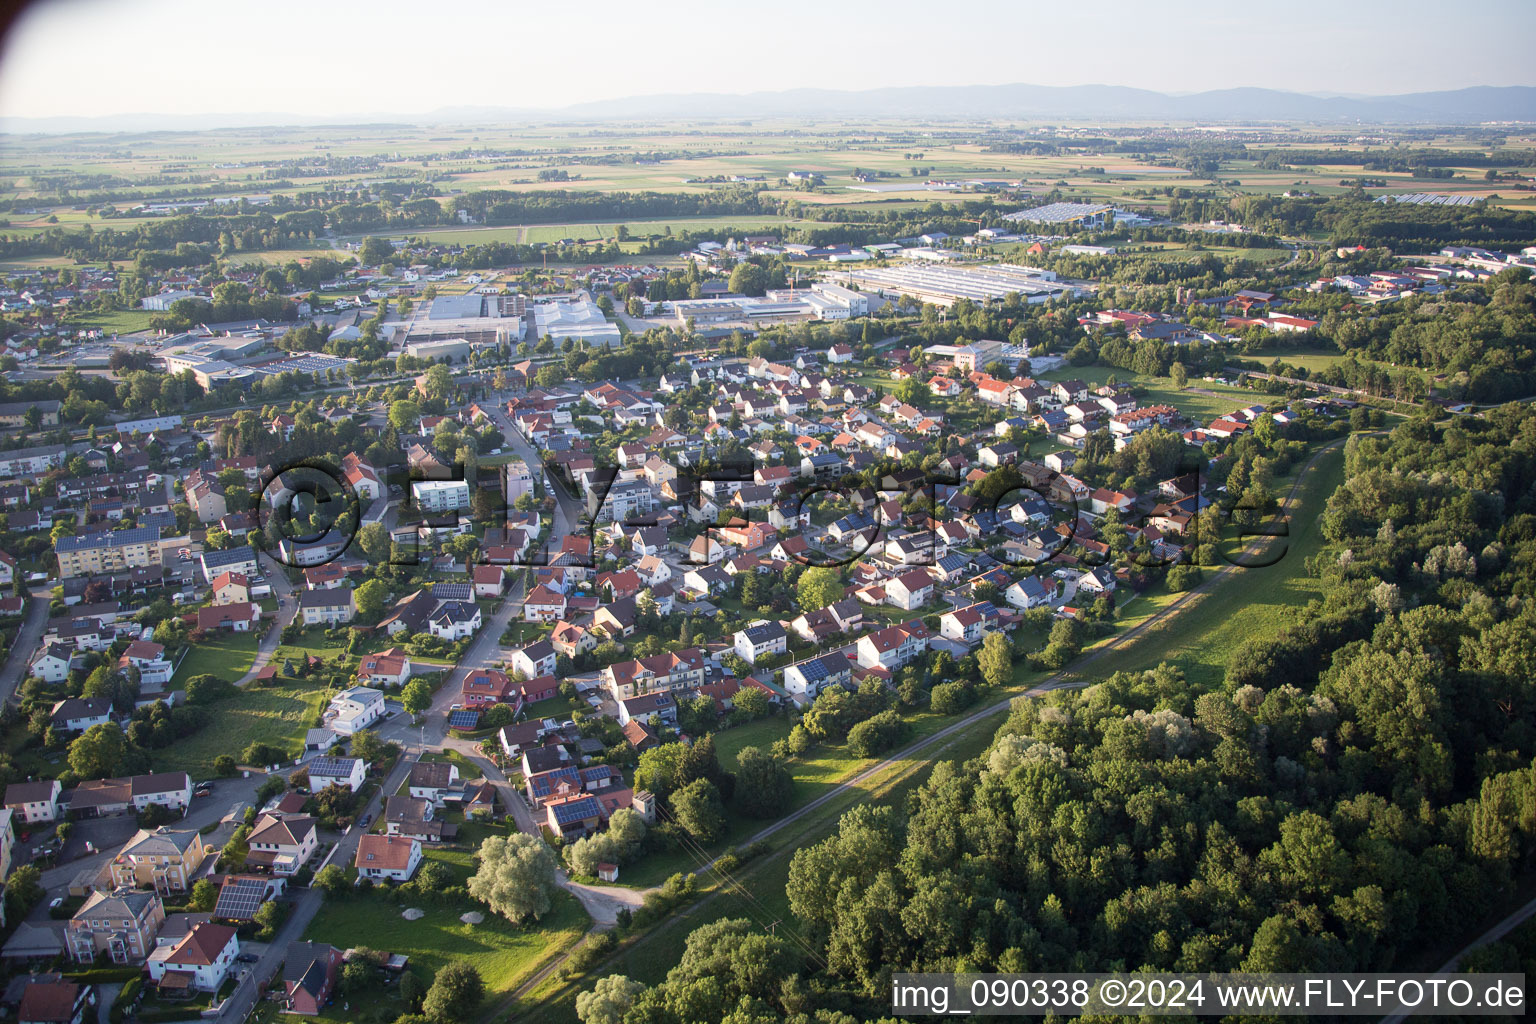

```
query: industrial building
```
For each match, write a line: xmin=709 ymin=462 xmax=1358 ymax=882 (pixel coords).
xmin=1002 ymin=202 xmax=1113 ymax=228
xmin=529 ymin=298 xmax=622 ymax=347
xmin=838 ymin=263 xmax=1081 ymax=308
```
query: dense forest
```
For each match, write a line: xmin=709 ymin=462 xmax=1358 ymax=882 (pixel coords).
xmin=577 ymin=403 xmax=1536 ymax=1023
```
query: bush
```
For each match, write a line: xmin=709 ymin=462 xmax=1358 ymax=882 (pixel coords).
xmin=846 ymin=709 xmax=911 ymax=757
xmin=929 ymin=681 xmax=976 ymax=716
xmin=213 ymin=754 xmax=238 ymax=776
xmin=243 ymin=742 xmax=289 ymax=766
xmin=185 ymin=674 xmax=237 ymax=704
xmin=1167 ymin=563 xmax=1203 ymax=591
xmin=109 ymin=977 xmax=143 ymax=1024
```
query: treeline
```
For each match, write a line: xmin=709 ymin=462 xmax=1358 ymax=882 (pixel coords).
xmin=748 ymin=405 xmax=1534 ymax=1009
xmin=573 ymin=404 xmax=1536 ymax=1023
xmin=1307 ymin=268 xmax=1536 ymax=402
xmin=447 ymin=187 xmax=774 ymax=226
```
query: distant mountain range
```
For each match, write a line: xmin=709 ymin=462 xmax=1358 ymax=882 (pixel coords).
xmin=3 ymin=83 xmax=1534 ymax=134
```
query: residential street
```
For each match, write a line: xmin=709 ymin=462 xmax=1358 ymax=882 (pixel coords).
xmin=0 ymin=587 xmax=51 ymax=704
xmin=235 ymin=553 xmax=299 ymax=685
xmin=217 ymin=755 xmax=414 ymax=1022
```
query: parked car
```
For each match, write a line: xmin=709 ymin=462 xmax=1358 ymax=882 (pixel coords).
xmin=48 ymin=897 xmax=63 ymax=910
xmin=236 ymin=952 xmax=259 ymax=963
xmin=359 ymin=813 xmax=373 ymax=828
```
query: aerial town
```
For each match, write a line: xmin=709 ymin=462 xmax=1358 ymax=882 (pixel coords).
xmin=0 ymin=5 xmax=1531 ymax=1024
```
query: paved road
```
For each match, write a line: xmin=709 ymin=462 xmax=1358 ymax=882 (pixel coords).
xmin=1379 ymin=892 xmax=1536 ymax=1024
xmin=0 ymin=587 xmax=51 ymax=704
xmin=236 ymin=553 xmax=299 ymax=685
xmin=217 ymin=755 xmax=414 ymax=1022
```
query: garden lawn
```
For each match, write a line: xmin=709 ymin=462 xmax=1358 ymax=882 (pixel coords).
xmin=152 ymin=679 xmax=331 ymax=776
xmin=417 ymin=749 xmax=483 ymax=780
xmin=171 ymin=630 xmax=259 ymax=685
xmin=298 ymin=890 xmax=587 ymax=1014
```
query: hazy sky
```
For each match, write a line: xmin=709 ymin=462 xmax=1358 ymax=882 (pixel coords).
xmin=1 ymin=0 xmax=1533 ymax=120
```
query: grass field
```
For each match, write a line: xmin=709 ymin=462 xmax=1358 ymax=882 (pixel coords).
xmin=296 ymin=890 xmax=587 ymax=1024
xmin=1108 ymin=444 xmax=1345 ymax=688
xmin=171 ymin=630 xmax=260 ymax=684
xmin=57 ymin=309 xmax=157 ymax=335
xmin=153 ymin=678 xmax=330 ymax=776
xmin=1035 ymin=364 xmax=1259 ymax=423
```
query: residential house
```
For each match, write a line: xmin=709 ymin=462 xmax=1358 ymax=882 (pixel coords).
xmin=407 ymin=761 xmax=461 ymax=804
xmin=327 ymin=685 xmax=385 ymax=735
xmin=108 ymin=827 xmax=209 ymax=894
xmin=617 ymin=691 xmax=677 ymax=728
xmin=29 ymin=643 xmax=73 ymax=684
xmin=147 ymin=922 xmax=238 ymax=993
xmin=510 ymin=640 xmax=558 ymax=681
xmin=16 ymin=981 xmax=90 ymax=1024
xmin=49 ymin=698 xmax=112 ymax=734
xmin=855 ymin=621 xmax=930 ymax=671
xmin=5 ymin=779 xmax=62 ymax=823
xmin=244 ymin=813 xmax=318 ymax=876
xmin=67 ymin=889 xmax=165 ymax=963
xmin=782 ymin=652 xmax=853 ymax=702
xmin=356 ymin=649 xmax=411 ymax=688
xmin=353 ymin=834 xmax=422 ymax=882
xmin=732 ymin=622 xmax=787 ymax=665
xmin=69 ymin=773 xmax=192 ymax=818
xmin=281 ymin=941 xmax=343 ymax=1016
xmin=885 ymin=569 xmax=936 ymax=611
xmin=306 ymin=757 xmax=367 ymax=792
xmin=209 ymin=572 xmax=251 ymax=606
xmin=196 ymin=602 xmax=260 ymax=633
xmin=298 ymin=588 xmax=355 ymax=626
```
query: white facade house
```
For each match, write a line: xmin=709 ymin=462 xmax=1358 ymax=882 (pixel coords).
xmin=4 ymin=779 xmax=62 ymax=823
xmin=326 ymin=687 xmax=385 ymax=736
xmin=298 ymin=588 xmax=355 ymax=626
xmin=732 ymin=622 xmax=787 ymax=665
xmin=30 ymin=644 xmax=72 ymax=683
xmin=354 ymin=834 xmax=422 ymax=882
xmin=306 ymin=757 xmax=367 ymax=793
xmin=411 ymin=480 xmax=471 ymax=513
xmin=147 ymin=922 xmax=239 ymax=993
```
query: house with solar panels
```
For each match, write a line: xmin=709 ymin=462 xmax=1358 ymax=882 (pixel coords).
xmin=782 ymin=652 xmax=853 ymax=703
xmin=306 ymin=757 xmax=366 ymax=792
xmin=213 ymin=874 xmax=285 ymax=923
xmin=545 ymin=793 xmax=604 ymax=837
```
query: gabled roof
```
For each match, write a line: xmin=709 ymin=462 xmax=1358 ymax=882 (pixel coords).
xmin=165 ymin=922 xmax=236 ymax=966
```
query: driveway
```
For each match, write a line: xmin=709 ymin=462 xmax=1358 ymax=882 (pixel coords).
xmin=216 ymin=755 xmax=413 ymax=1022
xmin=0 ymin=588 xmax=51 ymax=704
xmin=236 ymin=553 xmax=299 ymax=685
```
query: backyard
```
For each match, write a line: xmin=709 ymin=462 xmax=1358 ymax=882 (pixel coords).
xmin=294 ymin=889 xmax=588 ymax=1024
xmin=152 ymin=678 xmax=331 ymax=776
xmin=170 ymin=629 xmax=260 ymax=685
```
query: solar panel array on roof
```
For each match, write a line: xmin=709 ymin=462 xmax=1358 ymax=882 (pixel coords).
xmin=550 ymin=797 xmax=601 ymax=825
xmin=213 ymin=877 xmax=268 ymax=921
xmin=448 ymin=709 xmax=481 ymax=730
xmin=1374 ymin=193 xmax=1478 ymax=207
xmin=431 ymin=583 xmax=473 ymax=601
